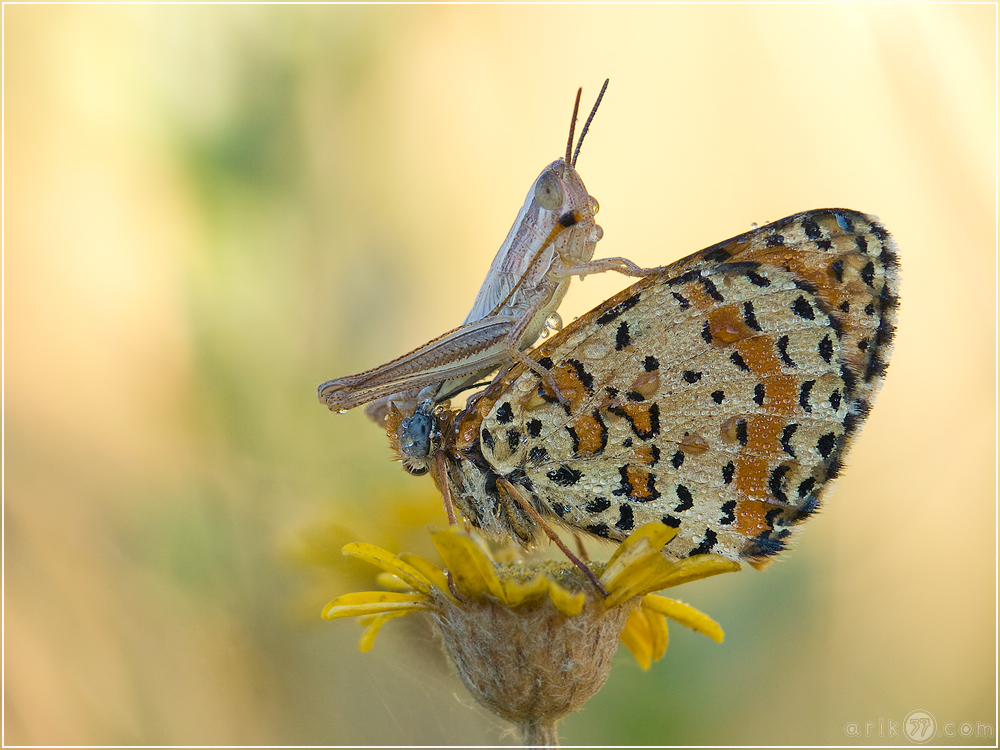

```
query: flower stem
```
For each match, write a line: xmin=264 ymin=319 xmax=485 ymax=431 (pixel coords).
xmin=520 ymin=719 xmax=559 ymax=747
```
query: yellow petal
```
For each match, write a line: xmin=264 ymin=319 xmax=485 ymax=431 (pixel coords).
xmin=357 ymin=611 xmax=409 ymax=652
xmin=399 ymin=553 xmax=459 ymax=604
xmin=661 ymin=555 xmax=742 ymax=589
xmin=502 ymin=573 xmax=551 ymax=606
xmin=323 ymin=600 xmax=430 ymax=619
xmin=642 ymin=595 xmax=725 ymax=643
xmin=604 ymin=523 xmax=678 ymax=571
xmin=604 ymin=552 xmax=741 ymax=608
xmin=642 ymin=604 xmax=670 ymax=663
xmin=342 ymin=542 xmax=434 ymax=595
xmin=600 ymin=535 xmax=658 ymax=592
xmin=374 ymin=572 xmax=411 ymax=590
xmin=322 ymin=591 xmax=431 ymax=619
xmin=544 ymin=578 xmax=586 ymax=617
xmin=619 ymin=607 xmax=654 ymax=670
xmin=604 ymin=551 xmax=685 ymax=608
xmin=430 ymin=529 xmax=505 ymax=600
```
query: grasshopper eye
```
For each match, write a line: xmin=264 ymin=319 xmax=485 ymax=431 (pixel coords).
xmin=534 ymin=170 xmax=565 ymax=211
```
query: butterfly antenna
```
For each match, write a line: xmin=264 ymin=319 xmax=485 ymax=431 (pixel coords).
xmin=564 ymin=87 xmax=583 ymax=164
xmin=571 ymin=78 xmax=609 ymax=167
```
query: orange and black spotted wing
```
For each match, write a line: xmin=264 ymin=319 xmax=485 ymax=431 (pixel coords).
xmin=443 ymin=208 xmax=899 ymax=566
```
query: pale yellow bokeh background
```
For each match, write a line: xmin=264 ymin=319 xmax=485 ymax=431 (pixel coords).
xmin=5 ymin=4 xmax=995 ymax=746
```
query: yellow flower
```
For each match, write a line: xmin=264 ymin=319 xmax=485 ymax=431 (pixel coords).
xmin=322 ymin=523 xmax=738 ymax=745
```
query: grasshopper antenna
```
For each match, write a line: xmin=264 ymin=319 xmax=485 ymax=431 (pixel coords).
xmin=571 ymin=78 xmax=609 ymax=167
xmin=564 ymin=87 xmax=583 ymax=164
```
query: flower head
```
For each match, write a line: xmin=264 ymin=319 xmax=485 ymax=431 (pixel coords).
xmin=322 ymin=523 xmax=738 ymax=744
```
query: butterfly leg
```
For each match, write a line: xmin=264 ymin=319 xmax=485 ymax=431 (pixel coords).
xmin=498 ymin=477 xmax=608 ymax=596
xmin=436 ymin=453 xmax=466 ymax=603
xmin=433 ymin=451 xmax=459 ymax=526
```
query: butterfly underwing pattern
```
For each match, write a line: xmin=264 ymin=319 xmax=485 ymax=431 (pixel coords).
xmin=394 ymin=208 xmax=899 ymax=568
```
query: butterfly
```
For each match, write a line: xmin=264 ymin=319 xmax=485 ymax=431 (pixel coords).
xmin=389 ymin=208 xmax=899 ymax=570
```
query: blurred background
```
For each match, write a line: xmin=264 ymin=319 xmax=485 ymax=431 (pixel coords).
xmin=5 ymin=4 xmax=995 ymax=746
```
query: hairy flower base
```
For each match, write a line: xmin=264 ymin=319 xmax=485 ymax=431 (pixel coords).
xmin=323 ymin=523 xmax=739 ymax=744
xmin=431 ymin=576 xmax=632 ymax=730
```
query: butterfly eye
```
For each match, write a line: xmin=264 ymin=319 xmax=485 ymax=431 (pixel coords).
xmin=534 ymin=170 xmax=565 ymax=211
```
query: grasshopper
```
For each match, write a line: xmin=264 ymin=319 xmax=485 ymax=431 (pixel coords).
xmin=318 ymin=80 xmax=655 ymax=424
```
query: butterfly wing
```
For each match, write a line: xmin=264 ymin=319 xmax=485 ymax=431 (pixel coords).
xmin=449 ymin=209 xmax=900 ymax=566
